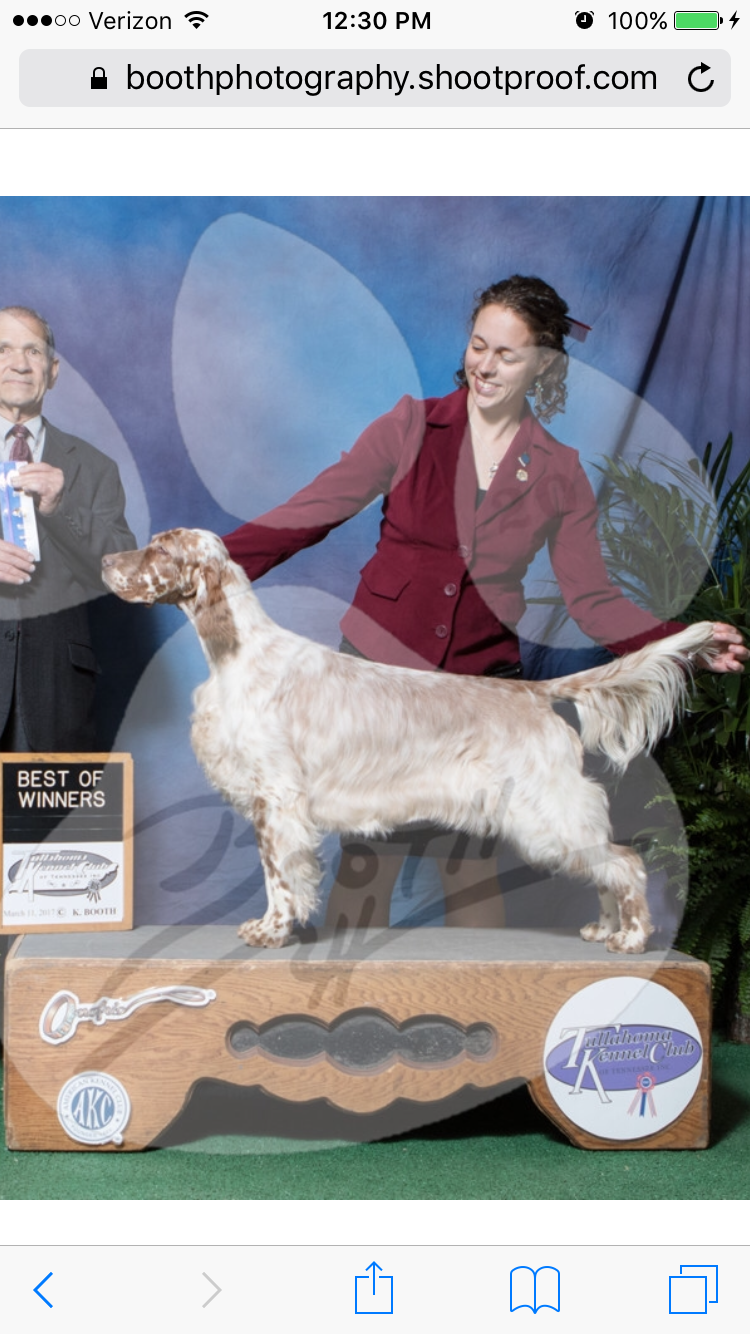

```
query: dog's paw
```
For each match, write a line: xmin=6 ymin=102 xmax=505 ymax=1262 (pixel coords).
xmin=605 ymin=928 xmax=648 ymax=954
xmin=238 ymin=915 xmax=292 ymax=948
xmin=580 ymin=921 xmax=614 ymax=943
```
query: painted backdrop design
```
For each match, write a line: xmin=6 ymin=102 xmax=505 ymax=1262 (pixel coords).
xmin=1 ymin=197 xmax=747 ymax=933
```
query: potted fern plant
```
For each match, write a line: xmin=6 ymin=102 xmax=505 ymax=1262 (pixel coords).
xmin=597 ymin=436 xmax=750 ymax=1039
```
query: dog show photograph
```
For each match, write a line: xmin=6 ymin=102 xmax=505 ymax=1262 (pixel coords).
xmin=2 ymin=196 xmax=749 ymax=1189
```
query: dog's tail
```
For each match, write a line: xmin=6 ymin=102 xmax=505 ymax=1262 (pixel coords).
xmin=536 ymin=621 xmax=718 ymax=770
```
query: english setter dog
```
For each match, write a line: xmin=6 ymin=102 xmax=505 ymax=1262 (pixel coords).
xmin=102 ymin=529 xmax=717 ymax=952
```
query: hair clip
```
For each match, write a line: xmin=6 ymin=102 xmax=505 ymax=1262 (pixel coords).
xmin=568 ymin=318 xmax=591 ymax=343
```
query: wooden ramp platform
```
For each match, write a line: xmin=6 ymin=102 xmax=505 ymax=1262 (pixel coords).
xmin=4 ymin=926 xmax=710 ymax=1151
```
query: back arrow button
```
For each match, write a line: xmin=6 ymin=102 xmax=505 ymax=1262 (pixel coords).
xmin=34 ymin=1272 xmax=53 ymax=1308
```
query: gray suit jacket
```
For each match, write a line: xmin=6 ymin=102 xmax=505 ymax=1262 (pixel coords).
xmin=0 ymin=420 xmax=136 ymax=750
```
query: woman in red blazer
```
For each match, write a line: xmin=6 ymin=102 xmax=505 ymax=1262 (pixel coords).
xmin=224 ymin=275 xmax=745 ymax=928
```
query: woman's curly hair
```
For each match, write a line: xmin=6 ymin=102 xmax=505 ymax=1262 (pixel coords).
xmin=455 ymin=274 xmax=570 ymax=422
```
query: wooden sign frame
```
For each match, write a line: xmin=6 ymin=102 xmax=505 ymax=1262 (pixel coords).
xmin=0 ymin=753 xmax=133 ymax=934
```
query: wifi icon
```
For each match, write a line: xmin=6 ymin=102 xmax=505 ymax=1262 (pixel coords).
xmin=185 ymin=9 xmax=208 ymax=26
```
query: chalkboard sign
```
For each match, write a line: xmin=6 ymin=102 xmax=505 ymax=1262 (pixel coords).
xmin=0 ymin=754 xmax=133 ymax=933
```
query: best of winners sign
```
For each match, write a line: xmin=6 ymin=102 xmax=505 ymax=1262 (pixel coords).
xmin=0 ymin=754 xmax=133 ymax=933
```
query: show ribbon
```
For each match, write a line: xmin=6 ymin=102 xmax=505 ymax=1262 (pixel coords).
xmin=627 ymin=1071 xmax=658 ymax=1118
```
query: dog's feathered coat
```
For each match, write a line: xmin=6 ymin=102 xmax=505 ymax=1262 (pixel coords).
xmin=103 ymin=529 xmax=717 ymax=950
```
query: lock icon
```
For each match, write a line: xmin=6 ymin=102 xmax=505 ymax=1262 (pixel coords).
xmin=91 ymin=67 xmax=107 ymax=89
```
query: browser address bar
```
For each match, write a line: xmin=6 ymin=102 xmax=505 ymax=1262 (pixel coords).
xmin=20 ymin=48 xmax=730 ymax=107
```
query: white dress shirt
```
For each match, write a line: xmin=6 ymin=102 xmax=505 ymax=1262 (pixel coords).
xmin=0 ymin=413 xmax=45 ymax=462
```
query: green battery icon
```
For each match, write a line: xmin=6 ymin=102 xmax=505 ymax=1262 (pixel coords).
xmin=674 ymin=10 xmax=722 ymax=27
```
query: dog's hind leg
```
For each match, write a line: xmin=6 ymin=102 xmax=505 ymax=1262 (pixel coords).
xmin=576 ymin=843 xmax=653 ymax=954
xmin=579 ymin=887 xmax=619 ymax=944
xmin=508 ymin=770 xmax=654 ymax=954
xmin=555 ymin=784 xmax=654 ymax=954
xmin=238 ymin=792 xmax=321 ymax=948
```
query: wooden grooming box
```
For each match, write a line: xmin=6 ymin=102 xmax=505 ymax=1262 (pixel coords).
xmin=3 ymin=926 xmax=710 ymax=1151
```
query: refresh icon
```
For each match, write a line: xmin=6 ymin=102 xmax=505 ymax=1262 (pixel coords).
xmin=688 ymin=62 xmax=714 ymax=92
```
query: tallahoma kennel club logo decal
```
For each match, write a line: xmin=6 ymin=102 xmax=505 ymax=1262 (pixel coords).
xmin=57 ymin=1071 xmax=131 ymax=1146
xmin=543 ymin=979 xmax=703 ymax=1140
xmin=7 ymin=849 xmax=118 ymax=902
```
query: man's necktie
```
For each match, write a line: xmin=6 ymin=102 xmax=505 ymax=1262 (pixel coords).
xmin=8 ymin=424 xmax=32 ymax=463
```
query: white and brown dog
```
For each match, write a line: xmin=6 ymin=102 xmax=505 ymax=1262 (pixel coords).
xmin=102 ymin=528 xmax=717 ymax=951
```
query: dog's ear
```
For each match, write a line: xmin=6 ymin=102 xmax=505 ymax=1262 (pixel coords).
xmin=194 ymin=559 xmax=240 ymax=661
xmin=198 ymin=558 xmax=223 ymax=606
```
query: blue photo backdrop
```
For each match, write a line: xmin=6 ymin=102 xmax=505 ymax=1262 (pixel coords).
xmin=1 ymin=196 xmax=747 ymax=933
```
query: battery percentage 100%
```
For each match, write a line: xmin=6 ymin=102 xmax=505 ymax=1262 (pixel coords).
xmin=609 ymin=10 xmax=668 ymax=25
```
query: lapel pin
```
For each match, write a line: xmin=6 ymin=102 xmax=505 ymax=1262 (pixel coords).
xmin=516 ymin=453 xmax=530 ymax=482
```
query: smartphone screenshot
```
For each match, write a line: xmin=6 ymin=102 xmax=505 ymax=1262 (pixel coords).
xmin=0 ymin=0 xmax=748 ymax=1323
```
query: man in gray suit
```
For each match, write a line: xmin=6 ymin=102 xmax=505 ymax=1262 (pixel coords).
xmin=0 ymin=305 xmax=135 ymax=751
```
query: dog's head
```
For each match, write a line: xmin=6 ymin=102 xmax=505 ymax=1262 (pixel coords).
xmin=102 ymin=528 xmax=230 ymax=608
xmin=103 ymin=528 xmax=241 ymax=661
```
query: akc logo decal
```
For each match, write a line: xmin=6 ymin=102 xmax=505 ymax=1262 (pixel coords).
xmin=57 ymin=1071 xmax=131 ymax=1146
xmin=543 ymin=978 xmax=703 ymax=1140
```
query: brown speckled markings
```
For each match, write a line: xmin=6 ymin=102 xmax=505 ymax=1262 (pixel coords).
xmin=102 ymin=528 xmax=719 ymax=950
xmin=237 ymin=797 xmax=297 ymax=947
xmin=576 ymin=844 xmax=653 ymax=954
xmin=193 ymin=560 xmax=240 ymax=662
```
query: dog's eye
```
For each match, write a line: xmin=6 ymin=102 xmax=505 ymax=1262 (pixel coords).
xmin=152 ymin=544 xmax=169 ymax=556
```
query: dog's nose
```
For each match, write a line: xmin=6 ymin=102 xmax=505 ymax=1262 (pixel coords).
xmin=101 ymin=554 xmax=118 ymax=569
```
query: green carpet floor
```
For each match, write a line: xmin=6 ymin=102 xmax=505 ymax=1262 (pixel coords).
xmin=1 ymin=1038 xmax=749 ymax=1199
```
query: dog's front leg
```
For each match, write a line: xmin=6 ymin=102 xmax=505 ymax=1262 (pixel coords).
xmin=238 ymin=793 xmax=322 ymax=948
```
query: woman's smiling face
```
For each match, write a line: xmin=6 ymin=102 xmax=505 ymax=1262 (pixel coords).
xmin=464 ymin=304 xmax=546 ymax=419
